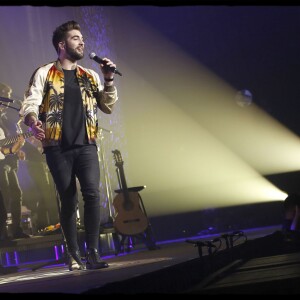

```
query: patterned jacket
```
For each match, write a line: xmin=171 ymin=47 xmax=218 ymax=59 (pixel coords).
xmin=20 ymin=60 xmax=118 ymax=147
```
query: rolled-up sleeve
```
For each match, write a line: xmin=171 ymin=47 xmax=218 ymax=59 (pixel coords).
xmin=89 ymin=69 xmax=118 ymax=114
xmin=98 ymin=84 xmax=118 ymax=114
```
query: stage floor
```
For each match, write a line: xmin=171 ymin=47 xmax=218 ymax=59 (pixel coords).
xmin=0 ymin=225 xmax=283 ymax=294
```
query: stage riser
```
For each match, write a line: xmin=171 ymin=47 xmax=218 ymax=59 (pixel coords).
xmin=0 ymin=232 xmax=119 ymax=268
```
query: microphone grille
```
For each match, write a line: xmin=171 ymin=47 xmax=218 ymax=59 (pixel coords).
xmin=89 ymin=52 xmax=96 ymax=59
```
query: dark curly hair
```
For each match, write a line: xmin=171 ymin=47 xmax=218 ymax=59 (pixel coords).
xmin=52 ymin=20 xmax=81 ymax=54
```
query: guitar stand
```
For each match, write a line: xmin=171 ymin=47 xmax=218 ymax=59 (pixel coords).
xmin=118 ymin=228 xmax=159 ymax=253
xmin=114 ymin=186 xmax=159 ymax=253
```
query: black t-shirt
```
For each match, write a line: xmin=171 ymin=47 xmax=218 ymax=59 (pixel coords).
xmin=61 ymin=69 xmax=88 ymax=150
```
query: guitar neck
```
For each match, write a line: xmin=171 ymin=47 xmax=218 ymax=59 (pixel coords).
xmin=0 ymin=131 xmax=33 ymax=147
xmin=117 ymin=165 xmax=129 ymax=192
xmin=113 ymin=150 xmax=131 ymax=194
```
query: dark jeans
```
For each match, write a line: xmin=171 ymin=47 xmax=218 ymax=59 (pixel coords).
xmin=0 ymin=162 xmax=23 ymax=237
xmin=45 ymin=144 xmax=101 ymax=252
xmin=0 ymin=190 xmax=7 ymax=239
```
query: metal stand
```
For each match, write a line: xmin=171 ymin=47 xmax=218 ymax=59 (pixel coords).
xmin=114 ymin=185 xmax=159 ymax=252
xmin=97 ymin=127 xmax=115 ymax=227
xmin=97 ymin=127 xmax=121 ymax=254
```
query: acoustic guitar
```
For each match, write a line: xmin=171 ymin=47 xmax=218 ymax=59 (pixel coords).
xmin=0 ymin=130 xmax=33 ymax=160
xmin=112 ymin=149 xmax=148 ymax=236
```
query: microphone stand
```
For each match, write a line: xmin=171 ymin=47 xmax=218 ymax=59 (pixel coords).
xmin=0 ymin=102 xmax=20 ymax=111
xmin=98 ymin=126 xmax=112 ymax=134
xmin=97 ymin=126 xmax=115 ymax=228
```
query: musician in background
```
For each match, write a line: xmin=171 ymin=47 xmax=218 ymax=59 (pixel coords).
xmin=283 ymin=194 xmax=300 ymax=233
xmin=0 ymin=82 xmax=29 ymax=240
xmin=22 ymin=136 xmax=59 ymax=232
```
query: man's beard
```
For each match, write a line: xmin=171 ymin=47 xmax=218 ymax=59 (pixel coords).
xmin=66 ymin=44 xmax=84 ymax=61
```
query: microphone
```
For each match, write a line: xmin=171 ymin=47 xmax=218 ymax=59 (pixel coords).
xmin=89 ymin=52 xmax=122 ymax=76
xmin=0 ymin=96 xmax=14 ymax=103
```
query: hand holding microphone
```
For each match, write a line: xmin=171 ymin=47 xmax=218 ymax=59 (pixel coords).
xmin=89 ymin=52 xmax=122 ymax=76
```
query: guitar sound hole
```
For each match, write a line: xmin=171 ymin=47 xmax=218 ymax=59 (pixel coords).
xmin=123 ymin=218 xmax=140 ymax=224
xmin=123 ymin=202 xmax=134 ymax=211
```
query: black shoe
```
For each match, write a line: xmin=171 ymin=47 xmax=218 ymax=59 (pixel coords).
xmin=67 ymin=250 xmax=86 ymax=271
xmin=86 ymin=248 xmax=109 ymax=270
xmin=147 ymin=244 xmax=160 ymax=250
